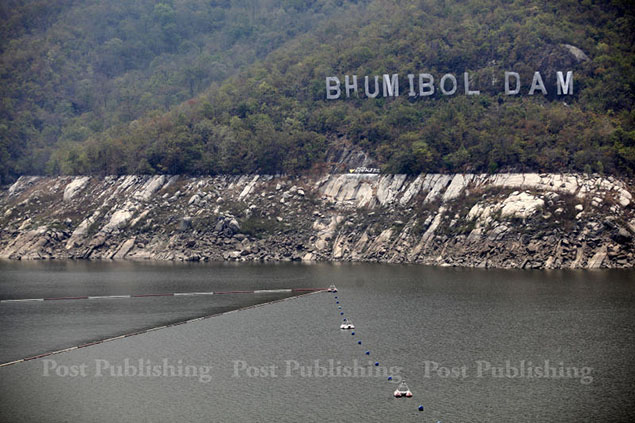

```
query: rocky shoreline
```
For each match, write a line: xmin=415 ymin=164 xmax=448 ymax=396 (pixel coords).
xmin=0 ymin=173 xmax=633 ymax=269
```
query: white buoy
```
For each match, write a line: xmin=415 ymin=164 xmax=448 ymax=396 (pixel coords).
xmin=393 ymin=381 xmax=413 ymax=398
xmin=340 ymin=319 xmax=355 ymax=330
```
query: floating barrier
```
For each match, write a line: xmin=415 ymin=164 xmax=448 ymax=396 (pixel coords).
xmin=0 ymin=288 xmax=326 ymax=303
xmin=0 ymin=288 xmax=327 ymax=368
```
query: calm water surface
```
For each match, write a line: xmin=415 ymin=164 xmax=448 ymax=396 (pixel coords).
xmin=0 ymin=261 xmax=633 ymax=422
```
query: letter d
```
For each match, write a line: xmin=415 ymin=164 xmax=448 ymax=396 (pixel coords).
xmin=505 ymin=72 xmax=520 ymax=95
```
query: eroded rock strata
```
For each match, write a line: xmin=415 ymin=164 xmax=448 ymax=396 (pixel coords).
xmin=1 ymin=173 xmax=632 ymax=269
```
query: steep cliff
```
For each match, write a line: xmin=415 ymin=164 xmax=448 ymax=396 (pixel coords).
xmin=0 ymin=173 xmax=633 ymax=269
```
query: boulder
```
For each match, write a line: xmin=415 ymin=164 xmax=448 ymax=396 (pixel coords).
xmin=113 ymin=237 xmax=136 ymax=260
xmin=133 ymin=175 xmax=166 ymax=201
xmin=63 ymin=177 xmax=90 ymax=202
xmin=500 ymin=192 xmax=545 ymax=219
xmin=103 ymin=210 xmax=133 ymax=232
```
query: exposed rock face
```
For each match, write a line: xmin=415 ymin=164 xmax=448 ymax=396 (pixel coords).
xmin=63 ymin=176 xmax=90 ymax=202
xmin=500 ymin=192 xmax=545 ymax=219
xmin=561 ymin=44 xmax=590 ymax=63
xmin=0 ymin=173 xmax=632 ymax=269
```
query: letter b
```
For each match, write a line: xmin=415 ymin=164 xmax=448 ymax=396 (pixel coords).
xmin=326 ymin=77 xmax=341 ymax=100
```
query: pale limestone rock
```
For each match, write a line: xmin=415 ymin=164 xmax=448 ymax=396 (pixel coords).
xmin=442 ymin=174 xmax=473 ymax=201
xmin=103 ymin=209 xmax=133 ymax=232
xmin=467 ymin=202 xmax=497 ymax=227
xmin=130 ymin=210 xmax=150 ymax=228
xmin=570 ymin=247 xmax=585 ymax=268
xmin=315 ymin=239 xmax=329 ymax=250
xmin=321 ymin=175 xmax=347 ymax=199
xmin=366 ymin=229 xmax=394 ymax=254
xmin=561 ymin=44 xmax=590 ymax=62
xmin=349 ymin=231 xmax=367 ymax=260
xmin=313 ymin=215 xmax=342 ymax=251
xmin=63 ymin=176 xmax=90 ymax=201
xmin=332 ymin=234 xmax=347 ymax=259
xmin=238 ymin=175 xmax=260 ymax=201
xmin=419 ymin=207 xmax=446 ymax=246
xmin=376 ymin=174 xmax=406 ymax=205
xmin=356 ymin=183 xmax=374 ymax=208
xmin=7 ymin=177 xmax=25 ymax=196
xmin=113 ymin=237 xmax=136 ymax=259
xmin=618 ymin=190 xmax=632 ymax=207
xmin=0 ymin=227 xmax=46 ymax=258
xmin=337 ymin=177 xmax=363 ymax=202
xmin=8 ymin=176 xmax=40 ymax=196
xmin=133 ymin=175 xmax=166 ymax=201
xmin=500 ymin=192 xmax=545 ymax=219
xmin=586 ymin=246 xmax=606 ymax=269
xmin=66 ymin=210 xmax=101 ymax=249
xmin=399 ymin=174 xmax=424 ymax=205
xmin=423 ymin=175 xmax=452 ymax=203
xmin=117 ymin=175 xmax=139 ymax=193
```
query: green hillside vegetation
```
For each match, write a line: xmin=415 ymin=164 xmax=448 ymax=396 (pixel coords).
xmin=2 ymin=0 xmax=634 ymax=182
xmin=0 ymin=0 xmax=365 ymax=183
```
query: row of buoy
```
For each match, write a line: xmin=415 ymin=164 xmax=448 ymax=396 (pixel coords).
xmin=329 ymin=285 xmax=437 ymax=417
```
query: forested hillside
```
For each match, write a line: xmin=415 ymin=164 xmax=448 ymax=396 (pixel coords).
xmin=1 ymin=0 xmax=633 ymax=182
xmin=0 ymin=0 xmax=365 ymax=182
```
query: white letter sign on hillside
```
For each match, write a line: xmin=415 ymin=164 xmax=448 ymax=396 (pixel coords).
xmin=464 ymin=72 xmax=480 ymax=95
xmin=419 ymin=73 xmax=434 ymax=96
xmin=557 ymin=71 xmax=573 ymax=95
xmin=325 ymin=71 xmax=574 ymax=99
xmin=326 ymin=77 xmax=341 ymax=99
xmin=382 ymin=74 xmax=399 ymax=97
xmin=345 ymin=75 xmax=358 ymax=98
xmin=505 ymin=72 xmax=520 ymax=95
xmin=440 ymin=74 xmax=457 ymax=95
xmin=365 ymin=75 xmax=379 ymax=98
xmin=529 ymin=72 xmax=547 ymax=95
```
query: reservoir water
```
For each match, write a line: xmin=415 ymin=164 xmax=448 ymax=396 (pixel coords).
xmin=0 ymin=261 xmax=633 ymax=422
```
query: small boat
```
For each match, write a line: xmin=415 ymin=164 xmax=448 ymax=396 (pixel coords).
xmin=340 ymin=319 xmax=355 ymax=330
xmin=393 ymin=381 xmax=413 ymax=398
xmin=327 ymin=284 xmax=338 ymax=293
